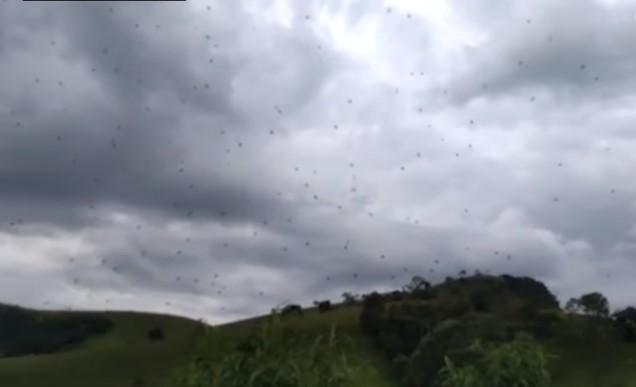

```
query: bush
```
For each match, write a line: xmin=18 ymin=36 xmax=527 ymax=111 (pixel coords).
xmin=470 ymin=290 xmax=490 ymax=313
xmin=147 ymin=327 xmax=165 ymax=341
xmin=281 ymin=304 xmax=303 ymax=317
xmin=0 ymin=306 xmax=113 ymax=357
xmin=360 ymin=292 xmax=385 ymax=338
xmin=445 ymin=298 xmax=472 ymax=319
xmin=526 ymin=308 xmax=566 ymax=339
xmin=613 ymin=308 xmax=636 ymax=342
xmin=499 ymin=275 xmax=560 ymax=310
xmin=341 ymin=292 xmax=360 ymax=306
xmin=174 ymin=319 xmax=362 ymax=387
xmin=621 ymin=322 xmax=636 ymax=342
xmin=614 ymin=307 xmax=636 ymax=324
xmin=314 ymin=300 xmax=332 ymax=313
xmin=437 ymin=336 xmax=553 ymax=387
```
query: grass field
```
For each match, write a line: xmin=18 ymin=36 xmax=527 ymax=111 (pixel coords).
xmin=2 ymin=305 xmax=636 ymax=386
xmin=210 ymin=306 xmax=401 ymax=387
xmin=0 ymin=310 xmax=203 ymax=387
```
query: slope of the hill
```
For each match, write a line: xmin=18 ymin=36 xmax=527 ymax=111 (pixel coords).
xmin=2 ymin=273 xmax=636 ymax=387
xmin=203 ymin=305 xmax=402 ymax=387
xmin=0 ymin=308 xmax=204 ymax=387
xmin=355 ymin=274 xmax=636 ymax=387
xmin=176 ymin=274 xmax=636 ymax=387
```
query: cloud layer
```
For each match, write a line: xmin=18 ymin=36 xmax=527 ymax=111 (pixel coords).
xmin=1 ymin=0 xmax=636 ymax=324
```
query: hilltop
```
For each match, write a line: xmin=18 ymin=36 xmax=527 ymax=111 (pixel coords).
xmin=1 ymin=273 xmax=636 ymax=387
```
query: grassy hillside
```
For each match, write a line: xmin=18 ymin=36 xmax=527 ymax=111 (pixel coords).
xmin=201 ymin=305 xmax=401 ymax=387
xmin=0 ymin=309 xmax=203 ymax=387
xmin=2 ymin=274 xmax=636 ymax=387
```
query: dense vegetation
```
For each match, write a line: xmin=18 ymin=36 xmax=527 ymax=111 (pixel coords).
xmin=356 ymin=274 xmax=564 ymax=386
xmin=0 ymin=311 xmax=203 ymax=387
xmin=172 ymin=273 xmax=636 ymax=387
xmin=174 ymin=319 xmax=360 ymax=387
xmin=436 ymin=335 xmax=553 ymax=387
xmin=0 ymin=304 xmax=112 ymax=357
xmin=3 ymin=273 xmax=636 ymax=386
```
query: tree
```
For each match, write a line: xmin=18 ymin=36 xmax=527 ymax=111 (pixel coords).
xmin=314 ymin=300 xmax=332 ymax=313
xmin=280 ymin=304 xmax=303 ymax=317
xmin=403 ymin=275 xmax=432 ymax=300
xmin=565 ymin=292 xmax=609 ymax=318
xmin=578 ymin=292 xmax=610 ymax=317
xmin=613 ymin=307 xmax=636 ymax=342
xmin=360 ymin=292 xmax=385 ymax=337
xmin=565 ymin=297 xmax=582 ymax=314
xmin=403 ymin=275 xmax=431 ymax=293
xmin=341 ymin=292 xmax=359 ymax=305
xmin=613 ymin=306 xmax=636 ymax=324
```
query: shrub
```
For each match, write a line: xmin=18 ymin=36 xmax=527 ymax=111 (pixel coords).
xmin=621 ymin=322 xmax=636 ymax=342
xmin=147 ymin=327 xmax=165 ymax=341
xmin=613 ymin=307 xmax=636 ymax=324
xmin=281 ymin=304 xmax=303 ymax=317
xmin=470 ymin=290 xmax=490 ymax=313
xmin=437 ymin=336 xmax=553 ymax=387
xmin=499 ymin=275 xmax=560 ymax=310
xmin=341 ymin=292 xmax=359 ymax=306
xmin=314 ymin=300 xmax=332 ymax=313
xmin=360 ymin=292 xmax=385 ymax=338
xmin=174 ymin=320 xmax=361 ymax=387
xmin=613 ymin=307 xmax=636 ymax=342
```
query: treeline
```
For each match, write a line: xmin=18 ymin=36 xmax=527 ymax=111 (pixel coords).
xmin=357 ymin=273 xmax=636 ymax=387
xmin=0 ymin=304 xmax=112 ymax=357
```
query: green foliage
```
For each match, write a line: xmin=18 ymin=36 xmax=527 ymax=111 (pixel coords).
xmin=499 ymin=275 xmax=560 ymax=310
xmin=147 ymin=327 xmax=165 ymax=341
xmin=437 ymin=336 xmax=554 ymax=387
xmin=0 ymin=311 xmax=203 ymax=387
xmin=175 ymin=317 xmax=361 ymax=387
xmin=402 ymin=276 xmax=432 ymax=300
xmin=614 ymin=307 xmax=636 ymax=324
xmin=566 ymin=293 xmax=610 ymax=318
xmin=342 ymin=292 xmax=360 ymax=306
xmin=469 ymin=290 xmax=490 ymax=312
xmin=314 ymin=300 xmax=333 ymax=313
xmin=0 ymin=305 xmax=112 ymax=357
xmin=437 ymin=357 xmax=480 ymax=387
xmin=360 ymin=292 xmax=385 ymax=338
xmin=579 ymin=293 xmax=610 ymax=317
xmin=611 ymin=307 xmax=636 ymax=343
xmin=280 ymin=304 xmax=303 ymax=317
xmin=525 ymin=308 xmax=567 ymax=339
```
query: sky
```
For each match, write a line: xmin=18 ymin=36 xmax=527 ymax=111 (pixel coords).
xmin=1 ymin=0 xmax=636 ymax=325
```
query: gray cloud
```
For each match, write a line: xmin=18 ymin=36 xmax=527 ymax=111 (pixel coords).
xmin=1 ymin=0 xmax=636 ymax=324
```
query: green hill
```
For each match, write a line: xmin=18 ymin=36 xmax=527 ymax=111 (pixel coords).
xmin=0 ymin=308 xmax=204 ymax=387
xmin=1 ymin=273 xmax=636 ymax=387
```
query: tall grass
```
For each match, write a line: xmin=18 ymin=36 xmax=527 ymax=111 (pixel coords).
xmin=173 ymin=314 xmax=363 ymax=387
xmin=437 ymin=335 xmax=555 ymax=387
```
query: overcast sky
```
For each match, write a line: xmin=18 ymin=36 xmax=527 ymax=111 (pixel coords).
xmin=1 ymin=0 xmax=636 ymax=324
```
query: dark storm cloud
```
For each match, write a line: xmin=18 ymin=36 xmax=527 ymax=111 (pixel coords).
xmin=0 ymin=0 xmax=343 ymax=231
xmin=2 ymin=0 xmax=636 ymax=323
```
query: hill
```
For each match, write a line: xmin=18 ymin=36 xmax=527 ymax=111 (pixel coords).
xmin=0 ymin=307 xmax=204 ymax=387
xmin=1 ymin=273 xmax=636 ymax=387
